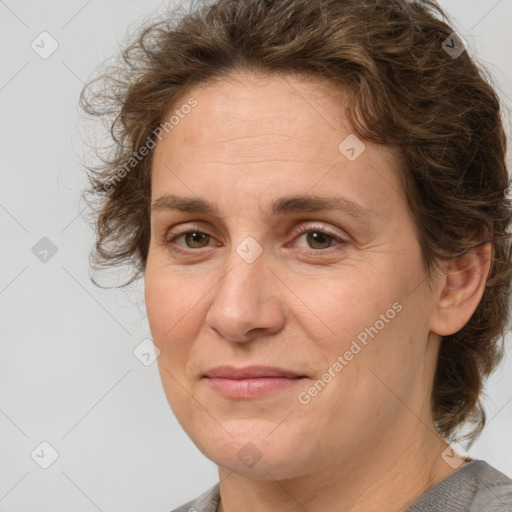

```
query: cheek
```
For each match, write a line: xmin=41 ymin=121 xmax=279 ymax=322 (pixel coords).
xmin=144 ymin=268 xmax=202 ymax=362
xmin=289 ymin=267 xmax=400 ymax=351
xmin=144 ymin=270 xmax=206 ymax=420
xmin=288 ymin=258 xmax=425 ymax=394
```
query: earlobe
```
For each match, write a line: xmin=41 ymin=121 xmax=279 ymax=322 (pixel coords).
xmin=431 ymin=242 xmax=491 ymax=336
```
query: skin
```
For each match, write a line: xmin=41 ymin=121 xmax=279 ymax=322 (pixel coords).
xmin=144 ymin=71 xmax=491 ymax=512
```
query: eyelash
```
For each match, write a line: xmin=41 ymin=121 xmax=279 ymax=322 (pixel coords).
xmin=164 ymin=224 xmax=347 ymax=258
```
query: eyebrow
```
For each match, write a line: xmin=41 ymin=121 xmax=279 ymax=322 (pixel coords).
xmin=151 ymin=193 xmax=370 ymax=219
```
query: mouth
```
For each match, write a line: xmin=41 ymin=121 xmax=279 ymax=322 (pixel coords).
xmin=203 ymin=365 xmax=307 ymax=399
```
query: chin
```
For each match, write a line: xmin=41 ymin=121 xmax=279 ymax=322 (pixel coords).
xmin=187 ymin=419 xmax=313 ymax=480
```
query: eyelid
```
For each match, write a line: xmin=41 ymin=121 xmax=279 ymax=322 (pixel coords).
xmin=161 ymin=220 xmax=211 ymax=240
xmin=290 ymin=222 xmax=347 ymax=241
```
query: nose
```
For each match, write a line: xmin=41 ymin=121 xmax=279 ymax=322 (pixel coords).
xmin=205 ymin=247 xmax=286 ymax=344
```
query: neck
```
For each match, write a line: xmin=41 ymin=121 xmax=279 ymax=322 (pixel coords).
xmin=217 ymin=421 xmax=459 ymax=512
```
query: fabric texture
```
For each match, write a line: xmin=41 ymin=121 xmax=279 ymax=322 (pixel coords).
xmin=169 ymin=459 xmax=512 ymax=512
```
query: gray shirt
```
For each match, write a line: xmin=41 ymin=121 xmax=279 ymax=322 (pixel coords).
xmin=170 ymin=460 xmax=512 ymax=511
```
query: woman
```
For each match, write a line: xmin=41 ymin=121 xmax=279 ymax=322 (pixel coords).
xmin=81 ymin=0 xmax=512 ymax=510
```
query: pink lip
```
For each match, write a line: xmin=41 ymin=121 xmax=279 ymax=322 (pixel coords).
xmin=205 ymin=365 xmax=303 ymax=379
xmin=204 ymin=365 xmax=306 ymax=399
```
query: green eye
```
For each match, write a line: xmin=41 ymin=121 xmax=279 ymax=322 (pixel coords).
xmin=181 ymin=232 xmax=210 ymax=248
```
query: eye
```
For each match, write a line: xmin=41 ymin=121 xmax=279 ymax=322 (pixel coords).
xmin=180 ymin=231 xmax=211 ymax=248
xmin=295 ymin=230 xmax=337 ymax=250
xmin=291 ymin=225 xmax=346 ymax=255
xmin=166 ymin=230 xmax=214 ymax=252
xmin=163 ymin=224 xmax=347 ymax=257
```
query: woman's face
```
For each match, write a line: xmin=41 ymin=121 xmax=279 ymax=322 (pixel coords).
xmin=145 ymin=72 xmax=443 ymax=479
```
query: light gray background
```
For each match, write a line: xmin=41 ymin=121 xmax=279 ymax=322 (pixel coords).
xmin=0 ymin=1 xmax=511 ymax=511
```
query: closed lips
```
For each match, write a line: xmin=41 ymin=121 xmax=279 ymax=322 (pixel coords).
xmin=204 ymin=365 xmax=306 ymax=379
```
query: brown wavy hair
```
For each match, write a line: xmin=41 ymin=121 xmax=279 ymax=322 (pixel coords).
xmin=80 ymin=0 xmax=512 ymax=446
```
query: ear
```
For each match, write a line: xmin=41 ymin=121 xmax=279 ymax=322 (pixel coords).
xmin=430 ymin=242 xmax=491 ymax=336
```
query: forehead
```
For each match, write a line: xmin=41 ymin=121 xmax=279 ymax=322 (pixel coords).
xmin=155 ymin=71 xmax=352 ymax=161
xmin=150 ymin=71 xmax=405 ymax=219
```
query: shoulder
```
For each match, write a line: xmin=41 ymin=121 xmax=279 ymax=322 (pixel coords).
xmin=168 ymin=483 xmax=220 ymax=512
xmin=466 ymin=460 xmax=512 ymax=512
xmin=407 ymin=460 xmax=512 ymax=512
